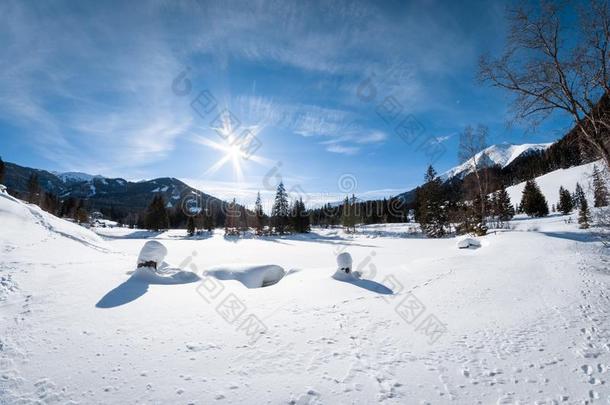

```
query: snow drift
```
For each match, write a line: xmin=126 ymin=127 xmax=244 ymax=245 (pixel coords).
xmin=205 ymin=264 xmax=286 ymax=288
xmin=456 ymin=237 xmax=482 ymax=249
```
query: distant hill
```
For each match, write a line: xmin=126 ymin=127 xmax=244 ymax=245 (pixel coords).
xmin=3 ymin=162 xmax=221 ymax=216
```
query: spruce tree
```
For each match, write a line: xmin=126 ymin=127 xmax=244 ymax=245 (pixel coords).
xmin=291 ymin=198 xmax=310 ymax=233
xmin=573 ymin=183 xmax=585 ymax=209
xmin=145 ymin=195 xmax=170 ymax=231
xmin=341 ymin=196 xmax=354 ymax=232
xmin=225 ymin=198 xmax=239 ymax=235
xmin=592 ymin=165 xmax=609 ymax=207
xmin=27 ymin=173 xmax=40 ymax=204
xmin=254 ymin=192 xmax=264 ymax=235
xmin=187 ymin=216 xmax=195 ymax=236
xmin=578 ymin=194 xmax=591 ymax=229
xmin=416 ymin=166 xmax=447 ymax=238
xmin=520 ymin=179 xmax=549 ymax=217
xmin=495 ymin=185 xmax=514 ymax=222
xmin=203 ymin=207 xmax=215 ymax=232
xmin=557 ymin=186 xmax=574 ymax=215
xmin=271 ymin=182 xmax=289 ymax=234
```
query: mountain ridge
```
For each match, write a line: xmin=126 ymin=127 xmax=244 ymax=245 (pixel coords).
xmin=3 ymin=161 xmax=221 ymax=217
xmin=440 ymin=143 xmax=553 ymax=181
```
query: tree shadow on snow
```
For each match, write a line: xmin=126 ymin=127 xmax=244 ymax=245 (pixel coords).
xmin=540 ymin=231 xmax=597 ymax=243
xmin=334 ymin=276 xmax=394 ymax=295
xmin=96 ymin=268 xmax=200 ymax=308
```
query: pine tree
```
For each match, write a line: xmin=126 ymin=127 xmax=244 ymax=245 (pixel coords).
xmin=187 ymin=216 xmax=195 ymax=236
xmin=144 ymin=195 xmax=170 ymax=231
xmin=290 ymin=198 xmax=310 ymax=233
xmin=578 ymin=194 xmax=591 ymax=229
xmin=254 ymin=192 xmax=264 ymax=235
xmin=238 ymin=205 xmax=248 ymax=232
xmin=573 ymin=183 xmax=586 ymax=209
xmin=495 ymin=185 xmax=514 ymax=222
xmin=203 ymin=207 xmax=215 ymax=232
xmin=520 ymin=179 xmax=549 ymax=217
xmin=225 ymin=198 xmax=239 ymax=235
xmin=27 ymin=173 xmax=41 ymax=204
xmin=341 ymin=195 xmax=357 ymax=233
xmin=0 ymin=156 xmax=5 ymax=184
xmin=592 ymin=165 xmax=609 ymax=208
xmin=271 ymin=182 xmax=289 ymax=234
xmin=416 ymin=166 xmax=447 ymax=238
xmin=74 ymin=199 xmax=88 ymax=224
xmin=557 ymin=186 xmax=574 ymax=215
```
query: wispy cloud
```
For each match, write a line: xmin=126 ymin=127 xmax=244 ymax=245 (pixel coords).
xmin=433 ymin=134 xmax=453 ymax=144
xmin=325 ymin=144 xmax=360 ymax=155
xmin=355 ymin=131 xmax=388 ymax=144
xmin=0 ymin=0 xmax=193 ymax=174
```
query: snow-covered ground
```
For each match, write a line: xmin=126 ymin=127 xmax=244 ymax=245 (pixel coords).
xmin=2 ymin=191 xmax=610 ymax=404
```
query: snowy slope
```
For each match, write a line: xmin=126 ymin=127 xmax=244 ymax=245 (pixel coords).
xmin=441 ymin=143 xmax=552 ymax=180
xmin=2 ymin=190 xmax=610 ymax=403
xmin=0 ymin=191 xmax=106 ymax=250
xmin=506 ymin=160 xmax=603 ymax=208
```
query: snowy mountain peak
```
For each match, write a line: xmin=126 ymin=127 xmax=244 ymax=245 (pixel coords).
xmin=52 ymin=171 xmax=104 ymax=183
xmin=441 ymin=143 xmax=552 ymax=181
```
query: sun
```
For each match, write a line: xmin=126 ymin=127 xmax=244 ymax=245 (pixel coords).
xmin=228 ymin=143 xmax=243 ymax=160
xmin=191 ymin=133 xmax=272 ymax=183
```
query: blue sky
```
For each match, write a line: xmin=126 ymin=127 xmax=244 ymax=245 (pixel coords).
xmin=0 ymin=0 xmax=572 ymax=206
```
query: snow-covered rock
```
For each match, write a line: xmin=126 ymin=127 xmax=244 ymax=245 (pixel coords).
xmin=205 ymin=264 xmax=286 ymax=288
xmin=457 ymin=237 xmax=482 ymax=249
xmin=333 ymin=252 xmax=356 ymax=280
xmin=137 ymin=241 xmax=168 ymax=268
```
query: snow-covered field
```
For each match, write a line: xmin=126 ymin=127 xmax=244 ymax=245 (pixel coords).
xmin=2 ymin=190 xmax=610 ymax=404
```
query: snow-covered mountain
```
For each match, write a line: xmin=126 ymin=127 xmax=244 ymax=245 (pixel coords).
xmin=3 ymin=161 xmax=220 ymax=213
xmin=51 ymin=171 xmax=104 ymax=183
xmin=440 ymin=143 xmax=552 ymax=181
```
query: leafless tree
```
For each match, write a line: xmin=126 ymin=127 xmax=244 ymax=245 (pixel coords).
xmin=459 ymin=124 xmax=489 ymax=221
xmin=479 ymin=0 xmax=610 ymax=168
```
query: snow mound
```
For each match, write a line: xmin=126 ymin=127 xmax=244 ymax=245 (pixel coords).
xmin=205 ymin=265 xmax=286 ymax=288
xmin=137 ymin=241 xmax=168 ymax=268
xmin=333 ymin=252 xmax=356 ymax=280
xmin=131 ymin=266 xmax=200 ymax=284
xmin=0 ymin=192 xmax=105 ymax=250
xmin=457 ymin=237 xmax=482 ymax=249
